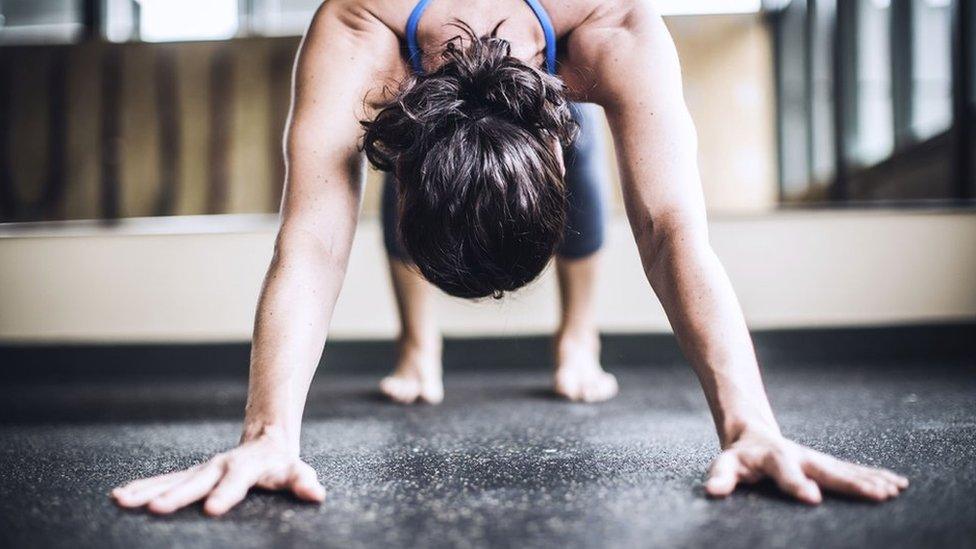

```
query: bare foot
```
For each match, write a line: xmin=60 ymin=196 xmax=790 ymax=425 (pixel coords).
xmin=379 ymin=338 xmax=444 ymax=404
xmin=552 ymin=331 xmax=618 ymax=402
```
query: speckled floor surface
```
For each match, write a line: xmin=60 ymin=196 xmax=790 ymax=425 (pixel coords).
xmin=1 ymin=360 xmax=974 ymax=549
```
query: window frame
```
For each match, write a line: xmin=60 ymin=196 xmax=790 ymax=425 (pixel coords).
xmin=771 ymin=0 xmax=974 ymax=206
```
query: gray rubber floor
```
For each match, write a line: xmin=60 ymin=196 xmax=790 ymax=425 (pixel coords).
xmin=1 ymin=360 xmax=974 ymax=548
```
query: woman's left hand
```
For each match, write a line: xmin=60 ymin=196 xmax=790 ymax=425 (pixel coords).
xmin=704 ymin=429 xmax=909 ymax=504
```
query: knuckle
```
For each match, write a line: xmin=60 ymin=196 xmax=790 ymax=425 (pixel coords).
xmin=763 ymin=450 xmax=787 ymax=468
xmin=287 ymin=462 xmax=305 ymax=479
xmin=858 ymin=480 xmax=877 ymax=493
xmin=784 ymin=478 xmax=804 ymax=491
xmin=216 ymin=484 xmax=240 ymax=498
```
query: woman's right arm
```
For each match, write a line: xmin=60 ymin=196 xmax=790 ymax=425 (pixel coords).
xmin=112 ymin=1 xmax=402 ymax=516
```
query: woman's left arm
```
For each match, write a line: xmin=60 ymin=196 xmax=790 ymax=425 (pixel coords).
xmin=565 ymin=0 xmax=907 ymax=504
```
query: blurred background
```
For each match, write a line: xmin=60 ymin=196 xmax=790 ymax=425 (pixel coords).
xmin=2 ymin=5 xmax=974 ymax=545
xmin=0 ymin=0 xmax=973 ymax=345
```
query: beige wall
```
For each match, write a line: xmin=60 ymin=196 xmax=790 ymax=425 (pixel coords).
xmin=2 ymin=210 xmax=973 ymax=343
xmin=1 ymin=13 xmax=845 ymax=346
xmin=2 ymin=14 xmax=778 ymax=223
xmin=670 ymin=15 xmax=779 ymax=213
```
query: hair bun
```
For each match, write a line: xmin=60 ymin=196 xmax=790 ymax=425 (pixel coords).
xmin=359 ymin=22 xmax=578 ymax=300
xmin=438 ymin=31 xmax=571 ymax=138
xmin=362 ymin=22 xmax=577 ymax=170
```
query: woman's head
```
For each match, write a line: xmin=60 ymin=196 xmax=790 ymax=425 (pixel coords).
xmin=362 ymin=24 xmax=577 ymax=299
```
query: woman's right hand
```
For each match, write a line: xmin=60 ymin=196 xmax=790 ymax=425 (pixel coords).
xmin=111 ymin=431 xmax=326 ymax=516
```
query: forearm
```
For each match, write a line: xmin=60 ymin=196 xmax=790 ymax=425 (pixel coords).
xmin=242 ymin=231 xmax=353 ymax=454
xmin=589 ymin=18 xmax=779 ymax=444
xmin=643 ymin=230 xmax=778 ymax=446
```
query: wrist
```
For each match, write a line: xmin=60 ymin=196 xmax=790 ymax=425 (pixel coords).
xmin=719 ymin=413 xmax=781 ymax=448
xmin=240 ymin=421 xmax=298 ymax=455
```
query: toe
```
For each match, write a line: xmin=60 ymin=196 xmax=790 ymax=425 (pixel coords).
xmin=582 ymin=372 xmax=619 ymax=403
xmin=602 ymin=372 xmax=620 ymax=399
xmin=418 ymin=380 xmax=444 ymax=404
xmin=380 ymin=376 xmax=420 ymax=404
xmin=553 ymin=376 xmax=583 ymax=401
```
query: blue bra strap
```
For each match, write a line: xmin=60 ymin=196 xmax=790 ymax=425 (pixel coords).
xmin=406 ymin=0 xmax=557 ymax=75
xmin=523 ymin=0 xmax=557 ymax=74
xmin=406 ymin=0 xmax=434 ymax=74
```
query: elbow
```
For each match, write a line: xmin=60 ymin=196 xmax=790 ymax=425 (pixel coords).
xmin=272 ymin=225 xmax=338 ymax=268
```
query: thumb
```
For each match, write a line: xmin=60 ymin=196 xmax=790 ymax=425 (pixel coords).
xmin=289 ymin=462 xmax=326 ymax=502
xmin=705 ymin=450 xmax=741 ymax=497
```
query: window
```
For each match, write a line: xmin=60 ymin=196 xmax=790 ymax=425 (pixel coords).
xmin=911 ymin=0 xmax=952 ymax=140
xmin=0 ymin=0 xmax=83 ymax=44
xmin=655 ymin=0 xmax=762 ymax=16
xmin=775 ymin=0 xmax=813 ymax=199
xmin=104 ymin=0 xmax=322 ymax=42
xmin=809 ymin=0 xmax=836 ymax=187
xmin=772 ymin=0 xmax=974 ymax=204
xmin=854 ymin=0 xmax=894 ymax=166
xmin=248 ymin=0 xmax=323 ymax=37
xmin=105 ymin=0 xmax=239 ymax=42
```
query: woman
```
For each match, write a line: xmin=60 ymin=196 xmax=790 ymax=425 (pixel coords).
xmin=375 ymin=39 xmax=615 ymax=404
xmin=112 ymin=0 xmax=908 ymax=516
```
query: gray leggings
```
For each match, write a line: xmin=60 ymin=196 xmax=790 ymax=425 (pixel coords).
xmin=382 ymin=102 xmax=608 ymax=260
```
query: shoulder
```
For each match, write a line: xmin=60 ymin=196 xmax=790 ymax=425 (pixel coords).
xmin=305 ymin=0 xmax=419 ymax=40
xmin=562 ymin=0 xmax=664 ymax=60
xmin=558 ymin=0 xmax=675 ymax=101
xmin=304 ymin=0 xmax=398 ymax=43
xmin=298 ymin=1 xmax=408 ymax=85
xmin=288 ymin=0 xmax=410 ymax=113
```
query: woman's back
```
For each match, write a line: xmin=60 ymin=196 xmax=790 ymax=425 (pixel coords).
xmin=340 ymin=0 xmax=603 ymax=79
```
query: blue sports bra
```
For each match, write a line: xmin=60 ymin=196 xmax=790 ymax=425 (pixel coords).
xmin=405 ymin=0 xmax=557 ymax=75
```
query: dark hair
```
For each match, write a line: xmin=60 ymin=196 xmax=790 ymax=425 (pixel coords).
xmin=361 ymin=23 xmax=578 ymax=299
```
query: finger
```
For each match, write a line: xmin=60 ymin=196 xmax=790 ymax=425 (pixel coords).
xmin=148 ymin=461 xmax=226 ymax=514
xmin=850 ymin=463 xmax=909 ymax=490
xmin=807 ymin=449 xmax=909 ymax=490
xmin=113 ymin=470 xmax=194 ymax=508
xmin=705 ymin=450 xmax=741 ymax=498
xmin=807 ymin=453 xmax=904 ymax=500
xmin=113 ymin=466 xmax=199 ymax=497
xmin=204 ymin=464 xmax=261 ymax=516
xmin=803 ymin=458 xmax=890 ymax=502
xmin=288 ymin=462 xmax=326 ymax=503
xmin=852 ymin=469 xmax=900 ymax=499
xmin=765 ymin=452 xmax=822 ymax=505
xmin=877 ymin=469 xmax=909 ymax=489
